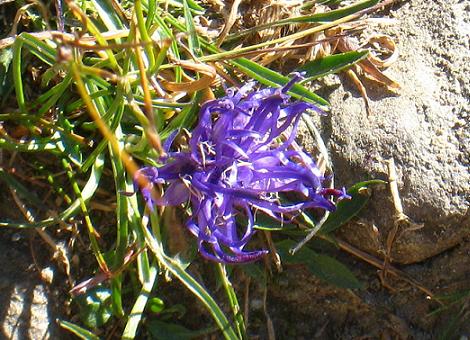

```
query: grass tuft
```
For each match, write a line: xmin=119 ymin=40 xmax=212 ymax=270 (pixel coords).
xmin=0 ymin=0 xmax=405 ymax=338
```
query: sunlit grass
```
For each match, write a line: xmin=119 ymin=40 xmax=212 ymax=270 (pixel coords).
xmin=0 ymin=0 xmax=399 ymax=338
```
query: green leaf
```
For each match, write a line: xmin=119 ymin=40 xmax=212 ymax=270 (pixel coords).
xmin=0 ymin=48 xmax=13 ymax=98
xmin=297 ymin=50 xmax=369 ymax=80
xmin=276 ymin=239 xmax=362 ymax=289
xmin=240 ymin=263 xmax=266 ymax=284
xmin=148 ymin=297 xmax=165 ymax=314
xmin=58 ymin=320 xmax=99 ymax=340
xmin=146 ymin=320 xmax=214 ymax=340
xmin=292 ymin=0 xmax=378 ymax=22
xmin=305 ymin=253 xmax=362 ymax=289
xmin=160 ymin=91 xmax=202 ymax=139
xmin=122 ymin=266 xmax=158 ymax=339
xmin=319 ymin=180 xmax=386 ymax=234
xmin=253 ymin=213 xmax=297 ymax=231
xmin=231 ymin=58 xmax=329 ymax=107
xmin=91 ymin=0 xmax=125 ymax=32
xmin=317 ymin=0 xmax=350 ymax=6
xmin=56 ymin=115 xmax=83 ymax=166
xmin=183 ymin=0 xmax=201 ymax=56
xmin=160 ymin=304 xmax=187 ymax=318
xmin=75 ymin=286 xmax=113 ymax=329
xmin=185 ymin=0 xmax=204 ymax=12
xmin=164 ymin=0 xmax=204 ymax=12
xmin=144 ymin=213 xmax=239 ymax=340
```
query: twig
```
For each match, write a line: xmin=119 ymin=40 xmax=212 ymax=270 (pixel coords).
xmin=263 ymin=282 xmax=276 ymax=340
xmin=387 ymin=158 xmax=407 ymax=221
xmin=216 ymin=0 xmax=242 ymax=47
xmin=289 ymin=115 xmax=333 ymax=255
xmin=286 ymin=209 xmax=440 ymax=304
xmin=228 ymin=31 xmax=355 ymax=60
xmin=264 ymin=231 xmax=282 ymax=272
xmin=55 ymin=0 xmax=64 ymax=32
xmin=327 ymin=235 xmax=443 ymax=305
xmin=290 ymin=213 xmax=329 ymax=255
xmin=243 ymin=276 xmax=251 ymax=331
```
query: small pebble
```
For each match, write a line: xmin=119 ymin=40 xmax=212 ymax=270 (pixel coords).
xmin=40 ymin=267 xmax=54 ymax=284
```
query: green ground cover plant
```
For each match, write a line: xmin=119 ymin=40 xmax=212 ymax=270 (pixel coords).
xmin=0 ymin=0 xmax=400 ymax=338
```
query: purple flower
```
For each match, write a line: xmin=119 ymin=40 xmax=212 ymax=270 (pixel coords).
xmin=135 ymin=76 xmax=349 ymax=264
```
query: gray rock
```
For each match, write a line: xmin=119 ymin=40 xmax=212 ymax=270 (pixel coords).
xmin=306 ymin=0 xmax=470 ymax=264
xmin=0 ymin=235 xmax=59 ymax=339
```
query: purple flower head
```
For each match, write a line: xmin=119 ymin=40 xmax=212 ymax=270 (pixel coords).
xmin=135 ymin=76 xmax=349 ymax=264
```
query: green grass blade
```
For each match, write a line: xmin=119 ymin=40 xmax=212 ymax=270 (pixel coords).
xmin=146 ymin=0 xmax=156 ymax=29
xmin=147 ymin=320 xmax=217 ymax=339
xmin=135 ymin=0 xmax=156 ymax=71
xmin=0 ymin=136 xmax=59 ymax=152
xmin=62 ymin=158 xmax=108 ymax=272
xmin=37 ymin=75 xmax=73 ymax=116
xmin=69 ymin=10 xmax=120 ymax=71
xmin=122 ymin=265 xmax=158 ymax=339
xmin=297 ymin=50 xmax=369 ymax=80
xmin=164 ymin=13 xmax=328 ymax=106
xmin=91 ymin=0 xmax=126 ymax=32
xmin=160 ymin=91 xmax=203 ymax=139
xmin=127 ymin=188 xmax=151 ymax=284
xmin=160 ymin=0 xmax=204 ymax=12
xmin=64 ymin=89 xmax=113 ymax=114
xmin=143 ymin=213 xmax=238 ymax=340
xmin=12 ymin=37 xmax=26 ymax=113
xmin=11 ymin=33 xmax=56 ymax=113
xmin=217 ymin=264 xmax=246 ymax=339
xmin=183 ymin=0 xmax=201 ymax=56
xmin=199 ymin=15 xmax=362 ymax=63
xmin=17 ymin=33 xmax=56 ymax=65
xmin=183 ymin=0 xmax=204 ymax=11
xmin=58 ymin=320 xmax=99 ymax=340
xmin=154 ymin=12 xmax=183 ymax=81
xmin=81 ymin=85 xmax=126 ymax=172
xmin=109 ymin=124 xmax=128 ymax=318
xmin=231 ymin=58 xmax=329 ymax=106
xmin=291 ymin=0 xmax=378 ymax=22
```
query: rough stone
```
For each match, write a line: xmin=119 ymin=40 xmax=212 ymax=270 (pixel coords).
xmin=0 ymin=0 xmax=469 ymax=338
xmin=308 ymin=0 xmax=470 ymax=264
xmin=0 ymin=235 xmax=58 ymax=339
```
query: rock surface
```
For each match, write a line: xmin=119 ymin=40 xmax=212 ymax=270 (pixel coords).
xmin=0 ymin=233 xmax=59 ymax=339
xmin=311 ymin=0 xmax=470 ymax=264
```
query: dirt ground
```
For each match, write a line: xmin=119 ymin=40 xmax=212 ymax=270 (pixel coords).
xmin=0 ymin=0 xmax=469 ymax=339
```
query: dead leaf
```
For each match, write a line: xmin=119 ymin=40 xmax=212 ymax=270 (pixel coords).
xmin=159 ymin=59 xmax=216 ymax=93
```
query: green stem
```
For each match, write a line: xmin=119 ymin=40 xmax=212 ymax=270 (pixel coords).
xmin=62 ymin=158 xmax=109 ymax=273
xmin=144 ymin=213 xmax=239 ymax=340
xmin=135 ymin=0 xmax=156 ymax=71
xmin=217 ymin=263 xmax=246 ymax=339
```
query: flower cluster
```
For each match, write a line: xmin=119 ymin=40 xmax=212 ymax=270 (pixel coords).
xmin=136 ymin=77 xmax=349 ymax=263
